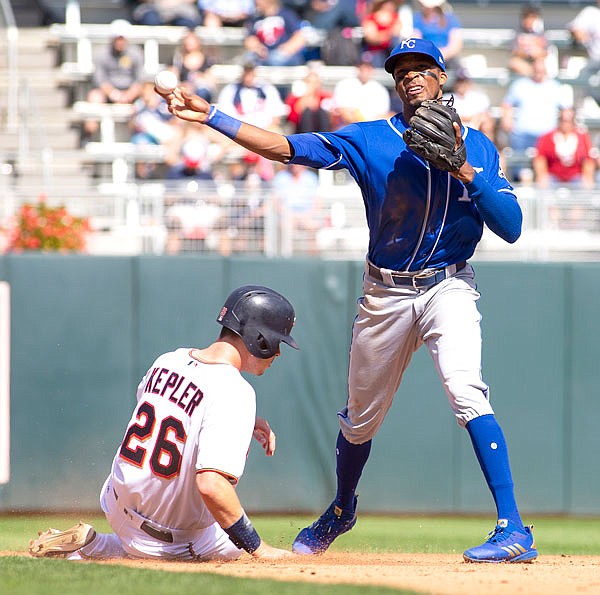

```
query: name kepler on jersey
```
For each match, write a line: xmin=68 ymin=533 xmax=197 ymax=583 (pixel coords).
xmin=142 ymin=366 xmax=204 ymax=417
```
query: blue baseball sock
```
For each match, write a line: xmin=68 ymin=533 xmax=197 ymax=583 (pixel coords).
xmin=466 ymin=414 xmax=524 ymax=529
xmin=334 ymin=431 xmax=372 ymax=512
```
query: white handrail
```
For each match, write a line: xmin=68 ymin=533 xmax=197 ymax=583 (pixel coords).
xmin=0 ymin=0 xmax=18 ymax=131
xmin=0 ymin=281 xmax=10 ymax=485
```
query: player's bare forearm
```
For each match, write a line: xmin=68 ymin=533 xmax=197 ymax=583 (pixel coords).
xmin=162 ymin=87 xmax=292 ymax=163
xmin=196 ymin=470 xmax=243 ymax=528
xmin=233 ymin=123 xmax=292 ymax=163
xmin=196 ymin=470 xmax=293 ymax=558
xmin=253 ymin=416 xmax=276 ymax=456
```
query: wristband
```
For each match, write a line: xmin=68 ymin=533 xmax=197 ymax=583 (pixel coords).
xmin=205 ymin=105 xmax=242 ymax=140
xmin=223 ymin=512 xmax=262 ymax=553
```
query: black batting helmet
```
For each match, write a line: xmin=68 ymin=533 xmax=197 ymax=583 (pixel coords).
xmin=217 ymin=285 xmax=299 ymax=359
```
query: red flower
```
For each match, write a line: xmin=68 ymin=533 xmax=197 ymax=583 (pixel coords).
xmin=6 ymin=200 xmax=90 ymax=253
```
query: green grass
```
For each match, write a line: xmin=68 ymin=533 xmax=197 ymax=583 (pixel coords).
xmin=0 ymin=556 xmax=414 ymax=595
xmin=0 ymin=556 xmax=411 ymax=595
xmin=2 ymin=514 xmax=600 ymax=595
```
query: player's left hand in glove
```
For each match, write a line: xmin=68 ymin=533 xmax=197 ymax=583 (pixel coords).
xmin=403 ymin=100 xmax=467 ymax=172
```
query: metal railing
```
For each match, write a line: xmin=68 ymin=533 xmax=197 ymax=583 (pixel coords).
xmin=3 ymin=176 xmax=600 ymax=262
xmin=0 ymin=0 xmax=18 ymax=131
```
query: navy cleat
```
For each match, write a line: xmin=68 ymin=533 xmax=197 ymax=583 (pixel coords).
xmin=293 ymin=497 xmax=357 ymax=554
xmin=463 ymin=519 xmax=538 ymax=563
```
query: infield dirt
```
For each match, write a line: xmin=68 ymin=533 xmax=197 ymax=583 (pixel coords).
xmin=92 ymin=552 xmax=600 ymax=594
xmin=4 ymin=550 xmax=600 ymax=593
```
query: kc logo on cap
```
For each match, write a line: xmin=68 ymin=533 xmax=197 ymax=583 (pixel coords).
xmin=384 ymin=38 xmax=446 ymax=74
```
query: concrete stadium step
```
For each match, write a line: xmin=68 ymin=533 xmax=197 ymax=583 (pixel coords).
xmin=10 ymin=1 xmax=130 ymax=26
xmin=0 ymin=89 xmax=72 ymax=112
xmin=9 ymin=173 xmax=95 ymax=194
xmin=0 ymin=25 xmax=91 ymax=184
xmin=0 ymin=70 xmax=66 ymax=85
xmin=0 ymin=125 xmax=80 ymax=150
xmin=0 ymin=47 xmax=56 ymax=70
xmin=455 ymin=2 xmax=581 ymax=30
xmin=9 ymin=169 xmax=99 ymax=190
xmin=12 ymin=155 xmax=90 ymax=176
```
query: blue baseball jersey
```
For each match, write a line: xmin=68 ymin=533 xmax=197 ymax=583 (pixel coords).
xmin=287 ymin=113 xmax=521 ymax=271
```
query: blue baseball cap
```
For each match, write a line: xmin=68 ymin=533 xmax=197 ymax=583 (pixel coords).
xmin=384 ymin=38 xmax=446 ymax=74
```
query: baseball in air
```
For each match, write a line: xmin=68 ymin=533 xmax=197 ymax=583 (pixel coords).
xmin=154 ymin=70 xmax=178 ymax=93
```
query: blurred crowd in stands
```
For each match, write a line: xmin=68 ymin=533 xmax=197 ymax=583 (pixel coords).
xmin=61 ymin=0 xmax=600 ymax=251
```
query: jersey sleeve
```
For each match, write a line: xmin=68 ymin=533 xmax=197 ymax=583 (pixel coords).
xmin=287 ymin=125 xmax=368 ymax=172
xmin=195 ymin=382 xmax=256 ymax=484
xmin=463 ymin=129 xmax=522 ymax=244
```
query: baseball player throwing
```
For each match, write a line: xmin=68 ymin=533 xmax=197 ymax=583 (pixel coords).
xmin=155 ymin=38 xmax=537 ymax=563
xmin=29 ymin=286 xmax=298 ymax=561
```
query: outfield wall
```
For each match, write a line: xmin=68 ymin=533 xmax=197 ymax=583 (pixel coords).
xmin=0 ymin=254 xmax=598 ymax=515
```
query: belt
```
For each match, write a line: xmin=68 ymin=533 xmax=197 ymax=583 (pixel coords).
xmin=367 ymin=261 xmax=467 ymax=289
xmin=113 ymin=488 xmax=174 ymax=543
xmin=139 ymin=521 xmax=174 ymax=543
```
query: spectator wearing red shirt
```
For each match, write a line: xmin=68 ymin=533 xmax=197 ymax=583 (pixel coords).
xmin=285 ymin=70 xmax=334 ymax=133
xmin=533 ymin=107 xmax=596 ymax=189
xmin=361 ymin=0 xmax=403 ymax=68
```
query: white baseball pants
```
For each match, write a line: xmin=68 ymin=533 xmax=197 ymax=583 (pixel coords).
xmin=339 ymin=263 xmax=494 ymax=444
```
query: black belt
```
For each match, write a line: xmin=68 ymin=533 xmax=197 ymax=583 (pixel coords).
xmin=140 ymin=521 xmax=174 ymax=543
xmin=114 ymin=488 xmax=174 ymax=543
xmin=367 ymin=261 xmax=467 ymax=289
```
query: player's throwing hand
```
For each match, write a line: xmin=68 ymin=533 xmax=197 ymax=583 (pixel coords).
xmin=159 ymin=87 xmax=211 ymax=124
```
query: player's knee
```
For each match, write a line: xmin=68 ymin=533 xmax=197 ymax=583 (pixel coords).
xmin=444 ymin=377 xmax=492 ymax=424
xmin=338 ymin=411 xmax=382 ymax=444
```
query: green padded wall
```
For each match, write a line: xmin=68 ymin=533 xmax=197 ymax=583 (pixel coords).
xmin=1 ymin=255 xmax=135 ymax=510
xmin=229 ymin=258 xmax=357 ymax=512
xmin=569 ymin=263 xmax=600 ymax=513
xmin=0 ymin=255 xmax=598 ymax=516
xmin=135 ymin=255 xmax=227 ymax=377
xmin=458 ymin=263 xmax=569 ymax=515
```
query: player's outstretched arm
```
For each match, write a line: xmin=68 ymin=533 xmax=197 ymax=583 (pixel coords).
xmin=159 ymin=87 xmax=292 ymax=163
xmin=196 ymin=470 xmax=293 ymax=559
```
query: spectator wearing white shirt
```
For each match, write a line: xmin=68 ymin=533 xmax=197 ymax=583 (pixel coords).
xmin=216 ymin=62 xmax=289 ymax=131
xmin=501 ymin=57 xmax=573 ymax=180
xmin=568 ymin=0 xmax=600 ymax=105
xmin=332 ymin=54 xmax=391 ymax=126
xmin=568 ymin=0 xmax=600 ymax=70
xmin=501 ymin=58 xmax=572 ymax=149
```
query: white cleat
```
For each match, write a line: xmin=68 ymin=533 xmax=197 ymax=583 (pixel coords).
xmin=29 ymin=522 xmax=96 ymax=558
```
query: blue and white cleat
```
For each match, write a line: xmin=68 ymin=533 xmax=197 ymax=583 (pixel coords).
xmin=463 ymin=519 xmax=538 ymax=563
xmin=292 ymin=498 xmax=357 ymax=554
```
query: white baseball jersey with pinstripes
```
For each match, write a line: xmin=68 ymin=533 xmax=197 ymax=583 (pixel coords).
xmin=108 ymin=348 xmax=256 ymax=531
